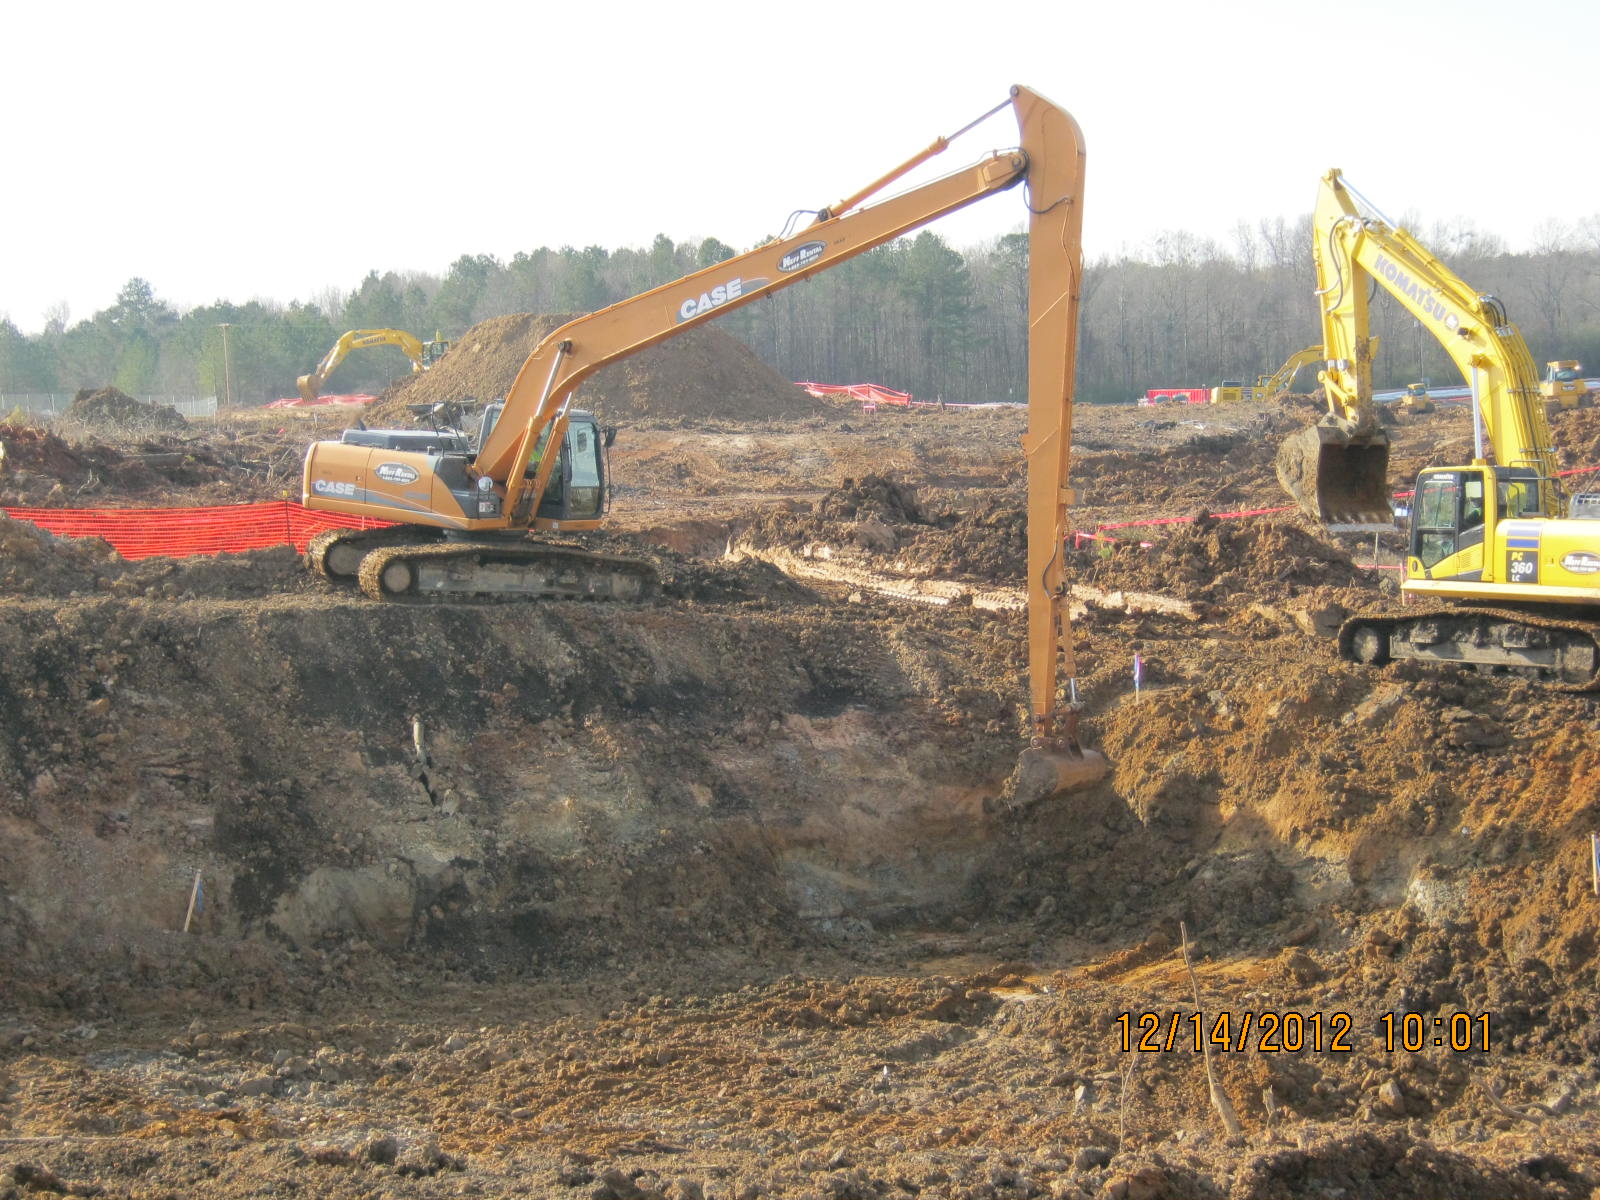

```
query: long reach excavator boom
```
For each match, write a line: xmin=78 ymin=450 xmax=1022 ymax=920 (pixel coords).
xmin=301 ymin=85 xmax=1107 ymax=798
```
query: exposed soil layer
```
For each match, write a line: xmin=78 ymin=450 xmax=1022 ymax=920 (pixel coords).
xmin=2 ymin=396 xmax=1599 ymax=1197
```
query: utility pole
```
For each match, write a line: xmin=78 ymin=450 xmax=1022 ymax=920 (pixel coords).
xmin=217 ymin=323 xmax=234 ymax=408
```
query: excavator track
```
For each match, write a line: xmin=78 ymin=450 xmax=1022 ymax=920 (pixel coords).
xmin=355 ymin=540 xmax=658 ymax=604
xmin=1338 ymin=605 xmax=1600 ymax=691
xmin=307 ymin=526 xmax=434 ymax=585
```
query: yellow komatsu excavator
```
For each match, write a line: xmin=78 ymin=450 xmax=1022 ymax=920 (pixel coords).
xmin=301 ymin=85 xmax=1106 ymax=798
xmin=1281 ymin=170 xmax=1600 ymax=688
xmin=1256 ymin=345 xmax=1324 ymax=400
xmin=296 ymin=329 xmax=450 ymax=404
xmin=1213 ymin=345 xmax=1329 ymax=404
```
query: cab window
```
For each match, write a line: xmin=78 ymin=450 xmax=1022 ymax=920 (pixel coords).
xmin=567 ymin=425 xmax=603 ymax=518
xmin=1413 ymin=473 xmax=1463 ymax=569
xmin=1498 ymin=478 xmax=1532 ymax=519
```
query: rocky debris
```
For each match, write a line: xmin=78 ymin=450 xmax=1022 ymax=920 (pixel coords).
xmin=0 ymin=419 xmax=308 ymax=508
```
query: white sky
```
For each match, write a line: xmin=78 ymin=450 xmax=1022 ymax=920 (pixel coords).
xmin=6 ymin=0 xmax=1597 ymax=335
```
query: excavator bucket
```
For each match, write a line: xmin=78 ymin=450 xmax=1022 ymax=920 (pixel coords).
xmin=1007 ymin=745 xmax=1110 ymax=808
xmin=1275 ymin=421 xmax=1393 ymax=529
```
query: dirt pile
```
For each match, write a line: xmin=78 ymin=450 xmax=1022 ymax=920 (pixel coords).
xmin=4 ymin=397 xmax=1600 ymax=1196
xmin=0 ymin=512 xmax=122 ymax=593
xmin=65 ymin=386 xmax=187 ymax=432
xmin=1074 ymin=510 xmax=1371 ymax=602
xmin=0 ymin=419 xmax=312 ymax=508
xmin=1549 ymin=404 xmax=1600 ymax=473
xmin=371 ymin=312 xmax=823 ymax=426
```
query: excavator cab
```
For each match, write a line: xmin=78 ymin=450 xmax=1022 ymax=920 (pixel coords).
xmin=475 ymin=401 xmax=608 ymax=523
xmin=1275 ymin=418 xmax=1393 ymax=530
xmin=423 ymin=335 xmax=451 ymax=367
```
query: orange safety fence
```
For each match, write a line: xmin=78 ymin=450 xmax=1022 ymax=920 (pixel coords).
xmin=264 ymin=394 xmax=378 ymax=409
xmin=7 ymin=462 xmax=1599 ymax=564
xmin=2 ymin=501 xmax=393 ymax=560
xmin=799 ymin=382 xmax=915 ymax=407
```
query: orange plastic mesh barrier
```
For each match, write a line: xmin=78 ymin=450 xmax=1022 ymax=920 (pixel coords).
xmin=2 ymin=501 xmax=393 ymax=560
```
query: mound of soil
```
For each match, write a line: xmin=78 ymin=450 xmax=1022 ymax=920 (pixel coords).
xmin=0 ymin=421 xmax=314 ymax=508
xmin=1549 ymin=404 xmax=1600 ymax=473
xmin=0 ymin=424 xmax=88 ymax=479
xmin=6 ymin=397 xmax=1600 ymax=1197
xmin=370 ymin=312 xmax=823 ymax=426
xmin=1075 ymin=510 xmax=1369 ymax=602
xmin=66 ymin=386 xmax=187 ymax=432
xmin=0 ymin=513 xmax=121 ymax=593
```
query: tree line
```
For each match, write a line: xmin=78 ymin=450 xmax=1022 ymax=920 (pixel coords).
xmin=4 ymin=216 xmax=1600 ymax=410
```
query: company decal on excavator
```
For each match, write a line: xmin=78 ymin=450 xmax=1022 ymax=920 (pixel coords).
xmin=676 ymin=277 xmax=770 ymax=323
xmin=376 ymin=463 xmax=420 ymax=485
xmin=1503 ymin=521 xmax=1541 ymax=585
xmin=1372 ymin=254 xmax=1461 ymax=333
xmin=312 ymin=479 xmax=358 ymax=498
xmin=779 ymin=242 xmax=827 ymax=273
xmin=1562 ymin=551 xmax=1600 ymax=575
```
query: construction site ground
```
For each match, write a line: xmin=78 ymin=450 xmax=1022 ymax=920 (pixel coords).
xmin=5 ymin=380 xmax=1600 ymax=1199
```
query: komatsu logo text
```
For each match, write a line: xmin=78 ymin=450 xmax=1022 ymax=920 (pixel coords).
xmin=1373 ymin=254 xmax=1461 ymax=333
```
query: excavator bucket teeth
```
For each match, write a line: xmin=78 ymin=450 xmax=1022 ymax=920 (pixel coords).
xmin=1006 ymin=746 xmax=1110 ymax=808
xmin=1275 ymin=423 xmax=1393 ymax=530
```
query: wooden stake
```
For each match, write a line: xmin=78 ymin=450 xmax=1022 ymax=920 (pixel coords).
xmin=1180 ymin=921 xmax=1242 ymax=1137
xmin=182 ymin=869 xmax=202 ymax=933
xmin=1591 ymin=833 xmax=1598 ymax=898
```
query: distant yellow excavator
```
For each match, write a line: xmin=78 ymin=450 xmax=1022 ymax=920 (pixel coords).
xmin=1254 ymin=344 xmax=1325 ymax=400
xmin=1210 ymin=346 xmax=1324 ymax=403
xmin=296 ymin=329 xmax=450 ymax=404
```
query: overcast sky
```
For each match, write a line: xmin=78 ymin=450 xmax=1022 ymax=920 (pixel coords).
xmin=6 ymin=0 xmax=1596 ymax=335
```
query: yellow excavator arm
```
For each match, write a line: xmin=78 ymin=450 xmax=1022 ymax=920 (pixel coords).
xmin=296 ymin=329 xmax=433 ymax=404
xmin=1278 ymin=170 xmax=1560 ymax=525
xmin=1295 ymin=172 xmax=1600 ymax=687
xmin=1256 ymin=345 xmax=1323 ymax=398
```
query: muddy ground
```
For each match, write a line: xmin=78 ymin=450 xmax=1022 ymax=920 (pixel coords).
xmin=3 ymin=394 xmax=1600 ymax=1199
